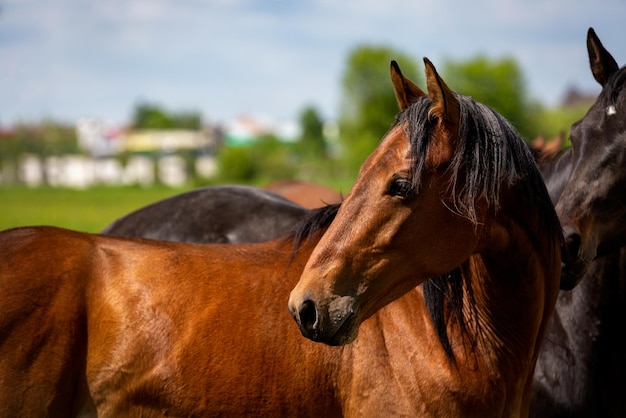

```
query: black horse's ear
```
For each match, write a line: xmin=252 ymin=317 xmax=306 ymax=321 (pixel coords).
xmin=587 ymin=27 xmax=619 ymax=87
xmin=390 ymin=60 xmax=425 ymax=111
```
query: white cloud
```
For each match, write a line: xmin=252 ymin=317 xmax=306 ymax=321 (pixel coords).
xmin=0 ymin=0 xmax=624 ymax=126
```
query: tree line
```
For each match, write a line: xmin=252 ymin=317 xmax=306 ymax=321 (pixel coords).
xmin=0 ymin=44 xmax=593 ymax=188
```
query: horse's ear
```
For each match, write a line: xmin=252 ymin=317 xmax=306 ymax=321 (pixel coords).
xmin=424 ymin=57 xmax=460 ymax=127
xmin=424 ymin=58 xmax=460 ymax=166
xmin=390 ymin=60 xmax=425 ymax=111
xmin=587 ymin=27 xmax=618 ymax=87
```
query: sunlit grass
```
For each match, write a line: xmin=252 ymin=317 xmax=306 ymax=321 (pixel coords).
xmin=0 ymin=186 xmax=195 ymax=233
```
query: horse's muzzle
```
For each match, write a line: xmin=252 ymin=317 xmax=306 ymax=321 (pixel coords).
xmin=289 ymin=295 xmax=358 ymax=346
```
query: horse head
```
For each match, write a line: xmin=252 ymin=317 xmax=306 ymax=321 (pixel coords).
xmin=558 ymin=28 xmax=626 ymax=289
xmin=288 ymin=58 xmax=560 ymax=347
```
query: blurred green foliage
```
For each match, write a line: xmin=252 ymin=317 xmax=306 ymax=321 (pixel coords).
xmin=131 ymin=102 xmax=203 ymax=130
xmin=1 ymin=121 xmax=79 ymax=159
xmin=442 ymin=56 xmax=539 ymax=140
xmin=338 ymin=45 xmax=421 ymax=177
xmin=1 ymin=45 xmax=594 ymax=192
xmin=533 ymin=102 xmax=592 ymax=146
xmin=297 ymin=106 xmax=327 ymax=159
xmin=217 ymin=135 xmax=297 ymax=184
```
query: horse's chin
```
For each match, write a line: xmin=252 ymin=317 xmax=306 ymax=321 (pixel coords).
xmin=325 ymin=315 xmax=360 ymax=346
xmin=303 ymin=312 xmax=360 ymax=347
xmin=563 ymin=235 xmax=626 ymax=290
xmin=560 ymin=252 xmax=591 ymax=291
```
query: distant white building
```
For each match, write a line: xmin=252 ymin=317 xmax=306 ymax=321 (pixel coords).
xmin=76 ymin=118 xmax=124 ymax=157
xmin=122 ymin=129 xmax=213 ymax=153
xmin=224 ymin=114 xmax=300 ymax=146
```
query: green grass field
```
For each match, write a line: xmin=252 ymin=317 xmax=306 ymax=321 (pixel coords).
xmin=0 ymin=186 xmax=195 ymax=233
xmin=0 ymin=175 xmax=355 ymax=233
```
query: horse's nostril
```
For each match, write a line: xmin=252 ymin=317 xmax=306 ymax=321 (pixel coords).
xmin=298 ymin=299 xmax=318 ymax=335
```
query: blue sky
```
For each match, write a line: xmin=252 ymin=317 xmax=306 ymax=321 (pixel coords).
xmin=1 ymin=0 xmax=625 ymax=128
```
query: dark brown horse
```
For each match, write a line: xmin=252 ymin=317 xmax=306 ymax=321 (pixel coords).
xmin=289 ymin=59 xmax=562 ymax=416
xmin=531 ymin=28 xmax=626 ymax=417
xmin=264 ymin=179 xmax=343 ymax=209
xmin=557 ymin=27 xmax=626 ymax=287
xmin=0 ymin=59 xmax=561 ymax=417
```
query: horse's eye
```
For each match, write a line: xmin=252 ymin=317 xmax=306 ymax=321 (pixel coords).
xmin=387 ymin=177 xmax=413 ymax=198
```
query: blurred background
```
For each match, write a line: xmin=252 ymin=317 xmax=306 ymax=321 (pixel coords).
xmin=1 ymin=0 xmax=624 ymax=231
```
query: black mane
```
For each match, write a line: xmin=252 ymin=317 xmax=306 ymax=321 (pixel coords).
xmin=400 ymin=94 xmax=540 ymax=224
xmin=402 ymin=94 xmax=562 ymax=362
xmin=289 ymin=203 xmax=340 ymax=253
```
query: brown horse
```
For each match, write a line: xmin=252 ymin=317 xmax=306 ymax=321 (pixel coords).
xmin=0 ymin=59 xmax=560 ymax=417
xmin=289 ymin=59 xmax=562 ymax=416
xmin=0 ymin=226 xmax=340 ymax=417
xmin=530 ymin=131 xmax=565 ymax=164
xmin=264 ymin=179 xmax=343 ymax=208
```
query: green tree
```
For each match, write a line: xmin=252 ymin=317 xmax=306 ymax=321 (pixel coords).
xmin=533 ymin=102 xmax=591 ymax=146
xmin=338 ymin=45 xmax=421 ymax=176
xmin=10 ymin=120 xmax=78 ymax=156
xmin=298 ymin=106 xmax=326 ymax=158
xmin=131 ymin=103 xmax=173 ymax=130
xmin=216 ymin=135 xmax=296 ymax=183
xmin=0 ymin=120 xmax=77 ymax=185
xmin=39 ymin=120 xmax=79 ymax=155
xmin=172 ymin=111 xmax=202 ymax=130
xmin=217 ymin=146 xmax=257 ymax=182
xmin=131 ymin=102 xmax=202 ymax=130
xmin=441 ymin=56 xmax=537 ymax=139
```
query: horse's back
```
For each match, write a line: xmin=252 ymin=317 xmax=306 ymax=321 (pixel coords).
xmin=0 ymin=226 xmax=94 ymax=417
xmin=81 ymin=237 xmax=343 ymax=416
xmin=264 ymin=180 xmax=343 ymax=209
xmin=0 ymin=227 xmax=343 ymax=416
xmin=102 ymin=185 xmax=308 ymax=243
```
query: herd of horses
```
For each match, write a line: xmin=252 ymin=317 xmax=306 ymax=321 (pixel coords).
xmin=0 ymin=27 xmax=624 ymax=417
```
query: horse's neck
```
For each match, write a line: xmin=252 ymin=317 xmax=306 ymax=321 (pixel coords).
xmin=337 ymin=287 xmax=503 ymax=417
xmin=533 ymin=247 xmax=626 ymax=411
xmin=465 ymin=254 xmax=550 ymax=351
xmin=334 ymin=209 xmax=560 ymax=415
xmin=338 ymin=269 xmax=540 ymax=417
xmin=472 ymin=198 xmax=560 ymax=352
xmin=552 ymin=246 xmax=626 ymax=358
xmin=555 ymin=248 xmax=626 ymax=332
xmin=457 ymin=218 xmax=560 ymax=412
